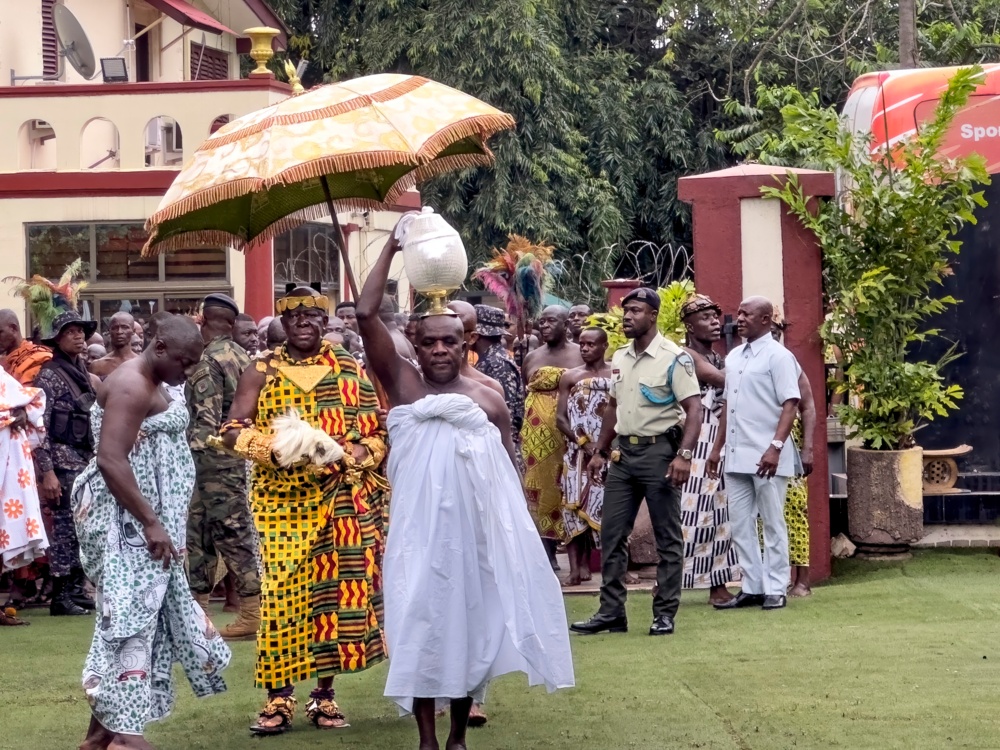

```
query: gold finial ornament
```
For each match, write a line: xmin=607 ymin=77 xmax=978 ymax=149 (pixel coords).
xmin=244 ymin=27 xmax=280 ymax=77
xmin=283 ymin=60 xmax=305 ymax=95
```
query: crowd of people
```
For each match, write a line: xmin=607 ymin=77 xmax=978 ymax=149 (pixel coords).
xmin=0 ymin=226 xmax=817 ymax=749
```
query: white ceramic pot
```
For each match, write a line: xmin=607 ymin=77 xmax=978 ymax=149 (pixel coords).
xmin=399 ymin=207 xmax=468 ymax=294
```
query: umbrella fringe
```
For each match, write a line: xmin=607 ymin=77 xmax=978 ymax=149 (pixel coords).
xmin=384 ymin=153 xmax=495 ymax=204
xmin=264 ymin=151 xmax=419 ymax=188
xmin=142 ymin=197 xmax=390 ymax=257
xmin=200 ymin=76 xmax=431 ymax=151
xmin=144 ymin=177 xmax=262 ymax=232
xmin=416 ymin=115 xmax=515 ymax=162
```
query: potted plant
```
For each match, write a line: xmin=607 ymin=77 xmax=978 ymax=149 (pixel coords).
xmin=761 ymin=66 xmax=989 ymax=552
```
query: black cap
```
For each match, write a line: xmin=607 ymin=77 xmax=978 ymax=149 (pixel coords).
xmin=203 ymin=293 xmax=239 ymax=316
xmin=621 ymin=287 xmax=661 ymax=311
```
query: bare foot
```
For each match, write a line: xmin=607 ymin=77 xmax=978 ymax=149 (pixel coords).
xmin=420 ymin=743 xmax=441 ymax=750
xmin=708 ymin=585 xmax=735 ymax=606
xmin=579 ymin=569 xmax=592 ymax=582
xmin=79 ymin=717 xmax=114 ymax=750
xmin=467 ymin=703 xmax=488 ymax=727
xmin=561 ymin=575 xmax=582 ymax=588
xmin=108 ymin=734 xmax=157 ymax=750
xmin=789 ymin=583 xmax=812 ymax=598
xmin=445 ymin=739 xmax=468 ymax=750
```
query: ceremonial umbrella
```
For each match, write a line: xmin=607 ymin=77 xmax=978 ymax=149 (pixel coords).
xmin=141 ymin=73 xmax=514 ymax=297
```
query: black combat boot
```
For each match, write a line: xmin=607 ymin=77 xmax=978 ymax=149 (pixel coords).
xmin=50 ymin=576 xmax=89 ymax=616
xmin=68 ymin=568 xmax=95 ymax=611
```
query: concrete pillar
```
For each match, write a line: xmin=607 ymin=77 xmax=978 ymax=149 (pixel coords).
xmin=678 ymin=164 xmax=836 ymax=581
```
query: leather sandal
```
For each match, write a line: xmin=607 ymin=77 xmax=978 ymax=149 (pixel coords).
xmin=305 ymin=696 xmax=349 ymax=729
xmin=249 ymin=695 xmax=297 ymax=735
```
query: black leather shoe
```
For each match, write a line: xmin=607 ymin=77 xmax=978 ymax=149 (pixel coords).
xmin=648 ymin=615 xmax=675 ymax=636
xmin=570 ymin=613 xmax=628 ymax=635
xmin=762 ymin=595 xmax=787 ymax=610
xmin=713 ymin=592 xmax=765 ymax=610
xmin=50 ymin=596 xmax=89 ymax=616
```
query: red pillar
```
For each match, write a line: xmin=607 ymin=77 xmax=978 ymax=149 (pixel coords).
xmin=679 ymin=164 xmax=836 ymax=581
xmin=244 ymin=238 xmax=274 ymax=321
xmin=601 ymin=278 xmax=641 ymax=308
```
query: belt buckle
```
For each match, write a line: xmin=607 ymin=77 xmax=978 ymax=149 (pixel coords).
xmin=628 ymin=436 xmax=639 ymax=445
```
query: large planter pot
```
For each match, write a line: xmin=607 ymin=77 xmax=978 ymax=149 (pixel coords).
xmin=846 ymin=446 xmax=924 ymax=554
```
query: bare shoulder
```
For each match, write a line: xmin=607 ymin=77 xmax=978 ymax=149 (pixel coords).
xmin=469 ymin=378 xmax=508 ymax=421
xmin=560 ymin=365 xmax=586 ymax=387
xmin=88 ymin=357 xmax=113 ymax=377
xmin=99 ymin=360 xmax=152 ymax=408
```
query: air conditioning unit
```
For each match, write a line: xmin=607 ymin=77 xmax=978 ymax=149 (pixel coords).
xmin=28 ymin=119 xmax=55 ymax=141
xmin=163 ymin=121 xmax=182 ymax=154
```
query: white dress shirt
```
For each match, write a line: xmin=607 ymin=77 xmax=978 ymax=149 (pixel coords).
xmin=722 ymin=335 xmax=800 ymax=477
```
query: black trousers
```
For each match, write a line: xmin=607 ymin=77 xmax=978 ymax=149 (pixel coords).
xmin=598 ymin=440 xmax=683 ymax=619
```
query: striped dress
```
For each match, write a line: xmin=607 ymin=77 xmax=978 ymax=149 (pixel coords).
xmin=251 ymin=342 xmax=387 ymax=689
xmin=680 ymin=351 xmax=739 ymax=588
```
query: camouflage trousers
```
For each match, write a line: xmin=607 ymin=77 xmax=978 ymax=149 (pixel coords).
xmin=47 ymin=467 xmax=84 ymax=577
xmin=187 ymin=455 xmax=261 ymax=598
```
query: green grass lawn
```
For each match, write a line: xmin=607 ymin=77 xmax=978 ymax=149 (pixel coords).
xmin=5 ymin=549 xmax=1000 ymax=750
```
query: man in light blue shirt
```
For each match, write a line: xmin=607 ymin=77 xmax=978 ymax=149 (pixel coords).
xmin=708 ymin=296 xmax=800 ymax=611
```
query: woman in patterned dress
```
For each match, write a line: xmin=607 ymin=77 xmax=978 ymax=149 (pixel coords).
xmin=680 ymin=295 xmax=738 ymax=606
xmin=556 ymin=329 xmax=612 ymax=586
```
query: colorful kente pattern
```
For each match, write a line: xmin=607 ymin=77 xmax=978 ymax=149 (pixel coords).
xmin=251 ymin=342 xmax=386 ymax=689
xmin=521 ymin=366 xmax=566 ymax=541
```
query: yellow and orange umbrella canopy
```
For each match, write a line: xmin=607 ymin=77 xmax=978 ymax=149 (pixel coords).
xmin=142 ymin=73 xmax=515 ymax=257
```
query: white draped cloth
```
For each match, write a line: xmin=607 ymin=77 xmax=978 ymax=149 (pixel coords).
xmin=0 ymin=367 xmax=48 ymax=571
xmin=383 ymin=393 xmax=575 ymax=714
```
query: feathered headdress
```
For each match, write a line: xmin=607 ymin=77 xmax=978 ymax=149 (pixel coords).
xmin=3 ymin=259 xmax=89 ymax=338
xmin=472 ymin=235 xmax=555 ymax=323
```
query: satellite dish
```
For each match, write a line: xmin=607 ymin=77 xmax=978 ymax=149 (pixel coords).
xmin=54 ymin=5 xmax=97 ymax=79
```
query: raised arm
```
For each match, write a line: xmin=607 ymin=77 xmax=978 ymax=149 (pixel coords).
xmin=684 ymin=347 xmax=725 ymax=389
xmin=96 ymin=376 xmax=177 ymax=567
xmin=355 ymin=231 xmax=421 ymax=405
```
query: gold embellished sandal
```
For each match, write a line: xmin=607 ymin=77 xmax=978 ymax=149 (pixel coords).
xmin=249 ymin=695 xmax=297 ymax=735
xmin=305 ymin=696 xmax=349 ymax=729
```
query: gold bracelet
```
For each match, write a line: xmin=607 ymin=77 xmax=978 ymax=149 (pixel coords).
xmin=577 ymin=435 xmax=590 ymax=447
xmin=234 ymin=428 xmax=274 ymax=465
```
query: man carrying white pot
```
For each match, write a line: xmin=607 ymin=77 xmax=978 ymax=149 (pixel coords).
xmin=707 ymin=296 xmax=800 ymax=611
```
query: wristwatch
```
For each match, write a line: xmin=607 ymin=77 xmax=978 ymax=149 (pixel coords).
xmin=678 ymin=449 xmax=693 ymax=461
xmin=770 ymin=439 xmax=784 ymax=450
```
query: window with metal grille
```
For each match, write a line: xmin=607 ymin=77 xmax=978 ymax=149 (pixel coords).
xmin=42 ymin=0 xmax=58 ymax=76
xmin=190 ymin=43 xmax=229 ymax=81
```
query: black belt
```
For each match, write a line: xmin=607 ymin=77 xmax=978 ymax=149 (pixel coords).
xmin=618 ymin=434 xmax=667 ymax=446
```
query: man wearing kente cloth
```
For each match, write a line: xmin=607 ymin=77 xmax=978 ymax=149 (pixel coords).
xmin=221 ymin=287 xmax=387 ymax=735
xmin=520 ymin=306 xmax=583 ymax=562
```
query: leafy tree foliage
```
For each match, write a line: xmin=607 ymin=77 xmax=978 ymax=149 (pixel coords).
xmin=267 ymin=0 xmax=1000 ymax=304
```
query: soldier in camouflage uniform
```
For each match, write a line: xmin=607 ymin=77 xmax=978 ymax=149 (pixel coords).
xmin=186 ymin=293 xmax=260 ymax=640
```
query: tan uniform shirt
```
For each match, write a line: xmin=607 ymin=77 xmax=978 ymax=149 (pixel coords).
xmin=609 ymin=333 xmax=700 ymax=437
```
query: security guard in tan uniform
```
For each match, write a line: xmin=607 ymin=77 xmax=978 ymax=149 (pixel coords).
xmin=570 ymin=287 xmax=703 ymax=636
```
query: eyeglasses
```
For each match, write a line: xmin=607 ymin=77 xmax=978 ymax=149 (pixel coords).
xmin=275 ymin=295 xmax=331 ymax=315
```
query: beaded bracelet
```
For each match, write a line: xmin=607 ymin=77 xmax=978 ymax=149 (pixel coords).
xmin=221 ymin=418 xmax=253 ymax=435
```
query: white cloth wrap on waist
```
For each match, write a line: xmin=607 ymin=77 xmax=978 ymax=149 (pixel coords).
xmin=383 ymin=393 xmax=575 ymax=714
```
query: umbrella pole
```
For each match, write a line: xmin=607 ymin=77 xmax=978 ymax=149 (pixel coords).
xmin=322 ymin=175 xmax=361 ymax=301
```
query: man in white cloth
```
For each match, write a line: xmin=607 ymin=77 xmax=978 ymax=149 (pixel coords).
xmin=0 ymin=365 xmax=49 ymax=626
xmin=357 ymin=231 xmax=575 ymax=750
